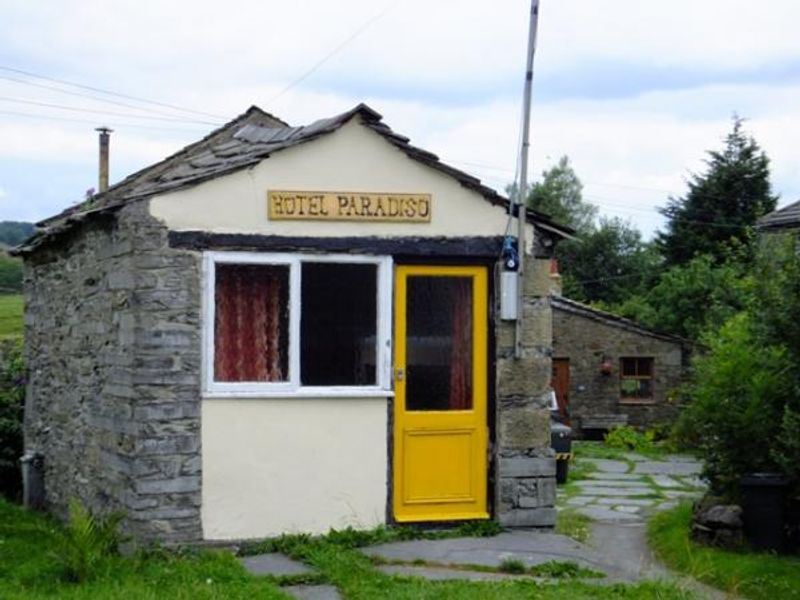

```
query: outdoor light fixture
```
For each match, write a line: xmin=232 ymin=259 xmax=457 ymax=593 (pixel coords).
xmin=600 ymin=356 xmax=613 ymax=376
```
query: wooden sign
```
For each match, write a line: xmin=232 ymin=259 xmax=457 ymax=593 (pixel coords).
xmin=268 ymin=191 xmax=432 ymax=223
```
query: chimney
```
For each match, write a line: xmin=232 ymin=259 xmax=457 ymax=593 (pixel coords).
xmin=95 ymin=127 xmax=112 ymax=193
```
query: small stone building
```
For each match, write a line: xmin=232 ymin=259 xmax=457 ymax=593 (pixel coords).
xmin=17 ymin=104 xmax=572 ymax=543
xmin=551 ymin=296 xmax=691 ymax=435
xmin=758 ymin=199 xmax=800 ymax=235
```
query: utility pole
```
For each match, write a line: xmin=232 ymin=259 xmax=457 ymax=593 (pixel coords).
xmin=515 ymin=0 xmax=540 ymax=358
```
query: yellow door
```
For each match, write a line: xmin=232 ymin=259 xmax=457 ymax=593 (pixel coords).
xmin=393 ymin=265 xmax=488 ymax=522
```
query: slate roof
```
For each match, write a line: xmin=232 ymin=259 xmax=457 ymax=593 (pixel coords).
xmin=17 ymin=103 xmax=574 ymax=254
xmin=552 ymin=295 xmax=692 ymax=346
xmin=757 ymin=199 xmax=800 ymax=231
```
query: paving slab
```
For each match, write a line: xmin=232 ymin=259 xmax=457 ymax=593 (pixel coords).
xmin=613 ymin=505 xmax=642 ymax=514
xmin=239 ymin=553 xmax=313 ymax=576
xmin=579 ymin=479 xmax=655 ymax=488
xmin=362 ymin=531 xmax=630 ymax=580
xmin=633 ymin=461 xmax=702 ymax=476
xmin=621 ymin=453 xmax=649 ymax=462
xmin=576 ymin=506 xmax=642 ymax=523
xmin=650 ymin=475 xmax=684 ymax=489
xmin=378 ymin=564 xmax=527 ymax=582
xmin=585 ymin=472 xmax=645 ymax=481
xmin=596 ymin=498 xmax=655 ymax=507
xmin=284 ymin=585 xmax=341 ymax=600
xmin=565 ymin=496 xmax=594 ymax=506
xmin=585 ymin=459 xmax=630 ymax=473
xmin=663 ymin=490 xmax=701 ymax=499
xmin=577 ymin=486 xmax=654 ymax=497
xmin=679 ymin=476 xmax=707 ymax=489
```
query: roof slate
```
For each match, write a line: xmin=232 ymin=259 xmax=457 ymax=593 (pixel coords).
xmin=552 ymin=295 xmax=693 ymax=346
xmin=758 ymin=199 xmax=800 ymax=231
xmin=18 ymin=103 xmax=574 ymax=254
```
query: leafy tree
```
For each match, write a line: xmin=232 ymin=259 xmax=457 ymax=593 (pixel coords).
xmin=0 ymin=254 xmax=23 ymax=293
xmin=614 ymin=253 xmax=752 ymax=340
xmin=558 ymin=217 xmax=660 ymax=305
xmin=674 ymin=237 xmax=800 ymax=498
xmin=0 ymin=222 xmax=34 ymax=248
xmin=657 ymin=117 xmax=778 ymax=266
xmin=526 ymin=155 xmax=597 ymax=233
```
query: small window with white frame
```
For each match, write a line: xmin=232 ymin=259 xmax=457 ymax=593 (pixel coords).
xmin=204 ymin=251 xmax=392 ymax=396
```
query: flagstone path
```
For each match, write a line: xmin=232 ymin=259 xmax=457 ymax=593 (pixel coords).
xmin=560 ymin=453 xmax=706 ymax=524
xmin=239 ymin=450 xmax=722 ymax=598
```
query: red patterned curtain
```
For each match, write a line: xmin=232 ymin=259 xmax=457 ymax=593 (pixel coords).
xmin=448 ymin=278 xmax=473 ymax=409
xmin=214 ymin=265 xmax=285 ymax=382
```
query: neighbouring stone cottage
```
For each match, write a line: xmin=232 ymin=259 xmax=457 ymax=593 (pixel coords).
xmin=758 ymin=199 xmax=800 ymax=240
xmin=551 ymin=295 xmax=692 ymax=436
xmin=16 ymin=104 xmax=573 ymax=543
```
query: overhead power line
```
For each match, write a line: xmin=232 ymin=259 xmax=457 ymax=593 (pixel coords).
xmin=267 ymin=2 xmax=397 ymax=103
xmin=0 ymin=109 xmax=210 ymax=133
xmin=0 ymin=74 xmax=224 ymax=125
xmin=0 ymin=95 xmax=220 ymax=125
xmin=0 ymin=65 xmax=227 ymax=120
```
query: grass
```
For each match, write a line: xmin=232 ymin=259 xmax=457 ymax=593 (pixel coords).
xmin=0 ymin=293 xmax=22 ymax=338
xmin=555 ymin=509 xmax=592 ymax=544
xmin=572 ymin=442 xmax=636 ymax=469
xmin=648 ymin=502 xmax=800 ymax=600
xmin=0 ymin=498 xmax=703 ymax=599
xmin=567 ymin=456 xmax=598 ymax=483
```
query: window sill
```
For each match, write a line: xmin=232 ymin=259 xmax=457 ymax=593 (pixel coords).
xmin=619 ymin=398 xmax=656 ymax=405
xmin=203 ymin=387 xmax=394 ymax=400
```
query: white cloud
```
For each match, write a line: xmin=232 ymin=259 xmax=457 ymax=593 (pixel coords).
xmin=0 ymin=0 xmax=798 ymax=231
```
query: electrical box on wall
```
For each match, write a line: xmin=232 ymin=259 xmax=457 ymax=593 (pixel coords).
xmin=500 ymin=271 xmax=519 ymax=320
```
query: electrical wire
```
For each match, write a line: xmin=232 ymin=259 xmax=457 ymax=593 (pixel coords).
xmin=0 ymin=74 xmax=223 ymax=124
xmin=0 ymin=109 xmax=210 ymax=133
xmin=0 ymin=95 xmax=221 ymax=125
xmin=0 ymin=65 xmax=227 ymax=120
xmin=266 ymin=2 xmax=397 ymax=104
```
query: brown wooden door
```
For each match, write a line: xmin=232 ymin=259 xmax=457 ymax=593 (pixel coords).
xmin=552 ymin=358 xmax=570 ymax=425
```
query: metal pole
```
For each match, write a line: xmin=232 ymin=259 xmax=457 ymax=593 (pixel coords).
xmin=515 ymin=0 xmax=540 ymax=358
xmin=96 ymin=126 xmax=112 ymax=193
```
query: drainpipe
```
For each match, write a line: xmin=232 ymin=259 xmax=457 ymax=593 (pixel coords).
xmin=95 ymin=126 xmax=112 ymax=193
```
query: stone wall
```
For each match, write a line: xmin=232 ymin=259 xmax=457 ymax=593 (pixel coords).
xmin=494 ymin=258 xmax=558 ymax=527
xmin=24 ymin=201 xmax=203 ymax=543
xmin=552 ymin=307 xmax=685 ymax=432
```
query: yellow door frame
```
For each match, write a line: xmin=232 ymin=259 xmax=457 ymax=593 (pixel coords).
xmin=392 ymin=265 xmax=489 ymax=522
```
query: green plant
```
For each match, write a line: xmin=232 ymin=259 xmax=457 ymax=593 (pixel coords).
xmin=456 ymin=519 xmax=503 ymax=537
xmin=555 ymin=509 xmax=591 ymax=543
xmin=567 ymin=458 xmax=598 ymax=482
xmin=498 ymin=558 xmax=527 ymax=574
xmin=675 ymin=312 xmax=794 ymax=499
xmin=56 ymin=499 xmax=125 ymax=582
xmin=649 ymin=502 xmax=800 ymax=600
xmin=529 ymin=560 xmax=605 ymax=579
xmin=0 ymin=337 xmax=24 ymax=499
xmin=604 ymin=425 xmax=655 ymax=454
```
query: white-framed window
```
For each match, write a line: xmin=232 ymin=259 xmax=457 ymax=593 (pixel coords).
xmin=203 ymin=251 xmax=393 ymax=397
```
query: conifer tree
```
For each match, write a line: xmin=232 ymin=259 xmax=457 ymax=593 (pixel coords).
xmin=657 ymin=117 xmax=778 ymax=266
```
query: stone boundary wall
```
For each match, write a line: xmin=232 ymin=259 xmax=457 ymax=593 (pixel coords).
xmin=24 ymin=201 xmax=203 ymax=543
xmin=494 ymin=259 xmax=557 ymax=527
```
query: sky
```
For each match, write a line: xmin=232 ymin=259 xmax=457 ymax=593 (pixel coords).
xmin=1 ymin=0 xmax=799 ymax=238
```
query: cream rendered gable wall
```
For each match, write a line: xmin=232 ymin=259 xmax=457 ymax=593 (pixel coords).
xmin=149 ymin=117 xmax=520 ymax=540
xmin=149 ymin=117 xmax=522 ymax=239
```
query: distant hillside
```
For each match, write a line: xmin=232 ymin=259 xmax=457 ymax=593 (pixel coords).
xmin=0 ymin=222 xmax=34 ymax=248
